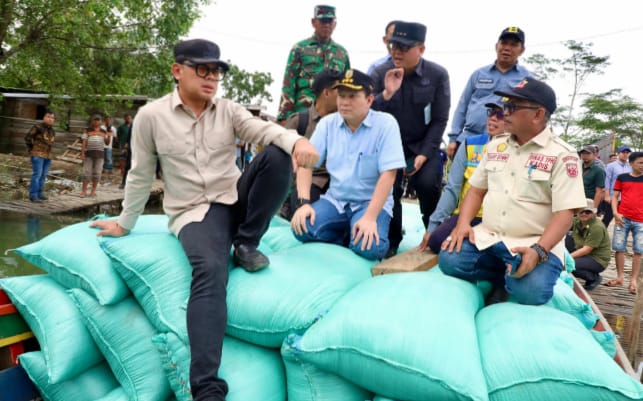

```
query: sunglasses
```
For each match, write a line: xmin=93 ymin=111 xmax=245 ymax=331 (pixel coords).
xmin=388 ymin=42 xmax=417 ymax=53
xmin=503 ymin=103 xmax=541 ymax=114
xmin=182 ymin=62 xmax=227 ymax=81
xmin=486 ymin=109 xmax=504 ymax=119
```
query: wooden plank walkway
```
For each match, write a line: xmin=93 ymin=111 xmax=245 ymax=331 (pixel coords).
xmin=0 ymin=180 xmax=163 ymax=215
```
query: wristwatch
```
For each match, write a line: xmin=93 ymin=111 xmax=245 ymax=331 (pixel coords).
xmin=530 ymin=243 xmax=549 ymax=264
xmin=296 ymin=198 xmax=311 ymax=208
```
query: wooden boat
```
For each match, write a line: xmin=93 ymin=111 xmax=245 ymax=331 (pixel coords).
xmin=0 ymin=288 xmax=40 ymax=401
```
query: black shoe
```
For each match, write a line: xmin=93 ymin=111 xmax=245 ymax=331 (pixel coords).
xmin=233 ymin=244 xmax=269 ymax=272
xmin=29 ymin=196 xmax=42 ymax=203
xmin=584 ymin=275 xmax=602 ymax=291
xmin=384 ymin=246 xmax=398 ymax=259
xmin=38 ymin=194 xmax=48 ymax=200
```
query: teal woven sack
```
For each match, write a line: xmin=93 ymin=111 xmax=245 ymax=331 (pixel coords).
xmin=0 ymin=275 xmax=102 ymax=384
xmin=292 ymin=272 xmax=488 ymax=401
xmin=281 ymin=334 xmax=372 ymax=401
xmin=153 ymin=332 xmax=286 ymax=401
xmin=14 ymin=215 xmax=129 ymax=305
xmin=19 ymin=351 xmax=119 ymax=401
xmin=545 ymin=277 xmax=598 ymax=329
xmin=226 ymin=242 xmax=374 ymax=347
xmin=478 ymin=303 xmax=643 ymax=401
xmin=69 ymin=290 xmax=171 ymax=401
xmin=95 ymin=387 xmax=129 ymax=401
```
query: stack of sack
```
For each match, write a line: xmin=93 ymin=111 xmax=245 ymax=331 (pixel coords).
xmin=1 ymin=203 xmax=642 ymax=401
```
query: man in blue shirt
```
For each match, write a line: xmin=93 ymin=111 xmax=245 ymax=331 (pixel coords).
xmin=418 ymin=100 xmax=505 ymax=253
xmin=446 ymin=27 xmax=532 ymax=158
xmin=601 ymin=145 xmax=632 ymax=227
xmin=366 ymin=20 xmax=399 ymax=75
xmin=370 ymin=21 xmax=451 ymax=257
xmin=291 ymin=69 xmax=406 ymax=260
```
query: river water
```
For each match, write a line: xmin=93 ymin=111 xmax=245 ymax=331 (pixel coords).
xmin=0 ymin=200 xmax=162 ymax=279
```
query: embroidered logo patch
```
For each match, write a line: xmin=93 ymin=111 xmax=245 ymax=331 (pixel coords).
xmin=496 ymin=143 xmax=508 ymax=152
xmin=566 ymin=163 xmax=578 ymax=177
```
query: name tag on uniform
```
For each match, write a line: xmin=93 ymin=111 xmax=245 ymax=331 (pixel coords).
xmin=525 ymin=153 xmax=557 ymax=173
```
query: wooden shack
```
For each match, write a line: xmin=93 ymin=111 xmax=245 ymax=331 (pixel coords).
xmin=0 ymin=87 xmax=150 ymax=161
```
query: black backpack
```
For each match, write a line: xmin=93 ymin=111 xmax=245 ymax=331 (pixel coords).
xmin=296 ymin=109 xmax=309 ymax=137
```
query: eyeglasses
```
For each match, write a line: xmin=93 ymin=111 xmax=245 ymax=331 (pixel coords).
xmin=183 ymin=62 xmax=227 ymax=81
xmin=486 ymin=109 xmax=504 ymax=119
xmin=579 ymin=210 xmax=594 ymax=215
xmin=503 ymin=103 xmax=541 ymax=114
xmin=388 ymin=42 xmax=417 ymax=53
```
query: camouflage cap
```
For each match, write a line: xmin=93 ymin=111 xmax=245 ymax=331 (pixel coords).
xmin=314 ymin=5 xmax=336 ymax=19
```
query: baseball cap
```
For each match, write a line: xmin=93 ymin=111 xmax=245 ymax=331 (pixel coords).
xmin=389 ymin=21 xmax=427 ymax=46
xmin=617 ymin=145 xmax=632 ymax=153
xmin=495 ymin=78 xmax=557 ymax=114
xmin=484 ymin=100 xmax=503 ymax=110
xmin=332 ymin=69 xmax=374 ymax=95
xmin=582 ymin=198 xmax=597 ymax=214
xmin=314 ymin=5 xmax=335 ymax=19
xmin=312 ymin=69 xmax=343 ymax=96
xmin=499 ymin=26 xmax=525 ymax=44
xmin=173 ymin=39 xmax=229 ymax=71
xmin=579 ymin=145 xmax=594 ymax=154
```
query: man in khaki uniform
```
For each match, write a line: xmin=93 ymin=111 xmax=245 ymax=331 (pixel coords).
xmin=439 ymin=78 xmax=586 ymax=305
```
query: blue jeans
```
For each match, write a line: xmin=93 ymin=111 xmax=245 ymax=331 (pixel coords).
xmin=293 ymin=198 xmax=391 ymax=260
xmin=613 ymin=217 xmax=643 ymax=254
xmin=439 ymin=239 xmax=562 ymax=305
xmin=104 ymin=148 xmax=113 ymax=171
xmin=29 ymin=156 xmax=51 ymax=197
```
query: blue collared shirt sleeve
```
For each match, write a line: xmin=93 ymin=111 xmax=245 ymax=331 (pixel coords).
xmin=376 ymin=113 xmax=406 ymax=172
xmin=427 ymin=141 xmax=467 ymax=232
xmin=448 ymin=73 xmax=477 ymax=143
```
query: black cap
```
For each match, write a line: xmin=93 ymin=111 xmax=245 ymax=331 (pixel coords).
xmin=389 ymin=22 xmax=426 ymax=46
xmin=579 ymin=145 xmax=595 ymax=154
xmin=484 ymin=99 xmax=503 ymax=110
xmin=312 ymin=69 xmax=343 ymax=96
xmin=314 ymin=5 xmax=335 ymax=19
xmin=332 ymin=69 xmax=374 ymax=95
xmin=499 ymin=26 xmax=525 ymax=45
xmin=173 ymin=39 xmax=229 ymax=71
xmin=495 ymin=78 xmax=557 ymax=114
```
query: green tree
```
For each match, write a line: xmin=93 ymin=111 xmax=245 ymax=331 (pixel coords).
xmin=524 ymin=40 xmax=610 ymax=139
xmin=0 ymin=0 xmax=209 ymax=111
xmin=220 ymin=63 xmax=273 ymax=105
xmin=575 ymin=89 xmax=643 ymax=150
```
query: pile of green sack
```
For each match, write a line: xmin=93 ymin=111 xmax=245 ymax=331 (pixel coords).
xmin=2 ymin=202 xmax=642 ymax=401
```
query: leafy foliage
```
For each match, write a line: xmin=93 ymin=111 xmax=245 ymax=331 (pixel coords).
xmin=0 ymin=0 xmax=209 ymax=113
xmin=220 ymin=63 xmax=273 ymax=105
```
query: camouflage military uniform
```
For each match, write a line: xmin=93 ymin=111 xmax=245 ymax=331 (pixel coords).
xmin=277 ymin=37 xmax=350 ymax=121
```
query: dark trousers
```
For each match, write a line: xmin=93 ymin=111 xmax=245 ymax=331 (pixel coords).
xmin=177 ymin=145 xmax=292 ymax=401
xmin=428 ymin=215 xmax=482 ymax=254
xmin=120 ymin=149 xmax=131 ymax=188
xmin=564 ymin=233 xmax=605 ymax=283
xmin=599 ymin=200 xmax=614 ymax=228
xmin=389 ymin=152 xmax=442 ymax=249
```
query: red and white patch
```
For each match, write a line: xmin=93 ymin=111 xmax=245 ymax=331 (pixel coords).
xmin=487 ymin=153 xmax=510 ymax=162
xmin=565 ymin=162 xmax=579 ymax=177
xmin=524 ymin=153 xmax=557 ymax=173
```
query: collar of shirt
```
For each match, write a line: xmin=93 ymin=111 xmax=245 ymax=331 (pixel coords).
xmin=489 ymin=61 xmax=522 ymax=73
xmin=508 ymin=127 xmax=552 ymax=149
xmin=334 ymin=109 xmax=375 ymax=132
xmin=169 ymin=87 xmax=215 ymax=117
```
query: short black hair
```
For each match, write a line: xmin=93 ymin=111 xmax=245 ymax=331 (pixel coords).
xmin=629 ymin=151 xmax=643 ymax=163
